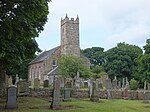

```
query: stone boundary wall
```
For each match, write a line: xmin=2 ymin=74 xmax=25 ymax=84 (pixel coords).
xmin=23 ymin=88 xmax=150 ymax=100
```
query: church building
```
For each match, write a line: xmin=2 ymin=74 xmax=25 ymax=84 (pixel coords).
xmin=28 ymin=15 xmax=90 ymax=85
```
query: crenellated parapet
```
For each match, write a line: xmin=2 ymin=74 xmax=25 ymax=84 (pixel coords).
xmin=61 ymin=14 xmax=79 ymax=26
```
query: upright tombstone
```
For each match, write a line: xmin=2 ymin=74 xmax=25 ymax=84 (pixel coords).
xmin=105 ymin=77 xmax=112 ymax=90
xmin=8 ymin=76 xmax=13 ymax=86
xmin=63 ymin=88 xmax=71 ymax=102
xmin=125 ymin=77 xmax=129 ymax=89
xmin=112 ymin=76 xmax=117 ymax=89
xmin=17 ymin=80 xmax=29 ymax=96
xmin=90 ymin=81 xmax=99 ymax=102
xmin=118 ymin=81 xmax=121 ymax=89
xmin=122 ymin=78 xmax=125 ymax=89
xmin=43 ymin=80 xmax=49 ymax=88
xmin=143 ymin=91 xmax=149 ymax=103
xmin=15 ymin=74 xmax=19 ymax=85
xmin=34 ymin=78 xmax=40 ymax=89
xmin=144 ymin=81 xmax=147 ymax=90
xmin=50 ymin=77 xmax=61 ymax=110
xmin=147 ymin=83 xmax=150 ymax=90
xmin=5 ymin=86 xmax=17 ymax=109
xmin=89 ymin=79 xmax=93 ymax=98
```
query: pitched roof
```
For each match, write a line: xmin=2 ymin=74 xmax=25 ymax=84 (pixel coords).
xmin=29 ymin=46 xmax=60 ymax=65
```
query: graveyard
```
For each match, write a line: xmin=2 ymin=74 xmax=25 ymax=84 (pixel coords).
xmin=1 ymin=1 xmax=150 ymax=112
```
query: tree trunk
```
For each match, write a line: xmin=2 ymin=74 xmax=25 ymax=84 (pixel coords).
xmin=0 ymin=62 xmax=7 ymax=97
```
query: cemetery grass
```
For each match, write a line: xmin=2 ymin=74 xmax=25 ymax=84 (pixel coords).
xmin=1 ymin=97 xmax=150 ymax=112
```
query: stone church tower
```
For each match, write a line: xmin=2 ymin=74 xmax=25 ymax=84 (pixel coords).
xmin=60 ymin=15 xmax=80 ymax=57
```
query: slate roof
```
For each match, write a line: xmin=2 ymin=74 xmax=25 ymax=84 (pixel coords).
xmin=29 ymin=46 xmax=60 ymax=65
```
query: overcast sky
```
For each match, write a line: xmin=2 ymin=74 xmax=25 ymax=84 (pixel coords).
xmin=36 ymin=0 xmax=150 ymax=51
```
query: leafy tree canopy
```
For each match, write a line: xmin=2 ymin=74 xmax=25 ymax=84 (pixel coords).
xmin=81 ymin=47 xmax=105 ymax=66
xmin=103 ymin=42 xmax=142 ymax=80
xmin=58 ymin=55 xmax=91 ymax=79
xmin=0 ymin=0 xmax=50 ymax=78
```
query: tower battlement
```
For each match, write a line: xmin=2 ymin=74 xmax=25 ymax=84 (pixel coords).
xmin=61 ymin=14 xmax=79 ymax=26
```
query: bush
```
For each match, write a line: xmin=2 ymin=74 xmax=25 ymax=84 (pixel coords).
xmin=130 ymin=79 xmax=138 ymax=90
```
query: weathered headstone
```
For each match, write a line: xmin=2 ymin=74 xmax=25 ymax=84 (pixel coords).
xmin=5 ymin=86 xmax=17 ymax=109
xmin=50 ymin=77 xmax=61 ymax=109
xmin=89 ymin=80 xmax=93 ymax=98
xmin=147 ymin=83 xmax=150 ymax=90
xmin=144 ymin=81 xmax=147 ymax=90
xmin=43 ymin=80 xmax=49 ymax=88
xmin=106 ymin=77 xmax=112 ymax=89
xmin=143 ymin=91 xmax=149 ymax=103
xmin=63 ymin=88 xmax=71 ymax=102
xmin=122 ymin=78 xmax=125 ymax=89
xmin=123 ymin=88 xmax=128 ymax=99
xmin=8 ymin=76 xmax=13 ymax=86
xmin=101 ymin=74 xmax=108 ymax=88
xmin=84 ymin=81 xmax=88 ymax=88
xmin=118 ymin=81 xmax=121 ymax=89
xmin=112 ymin=76 xmax=117 ymax=89
xmin=90 ymin=81 xmax=99 ymax=102
xmin=34 ymin=78 xmax=40 ymax=89
xmin=17 ymin=80 xmax=29 ymax=96
xmin=125 ymin=77 xmax=129 ymax=89
xmin=15 ymin=74 xmax=19 ymax=85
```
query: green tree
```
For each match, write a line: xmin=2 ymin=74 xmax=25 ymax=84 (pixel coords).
xmin=143 ymin=39 xmax=150 ymax=54
xmin=137 ymin=39 xmax=150 ymax=83
xmin=103 ymin=42 xmax=142 ymax=81
xmin=81 ymin=47 xmax=105 ymax=66
xmin=0 ymin=1 xmax=50 ymax=79
xmin=130 ymin=79 xmax=138 ymax=90
xmin=58 ymin=55 xmax=91 ymax=79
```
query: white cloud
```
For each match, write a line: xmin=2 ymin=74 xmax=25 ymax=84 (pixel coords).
xmin=38 ymin=0 xmax=150 ymax=50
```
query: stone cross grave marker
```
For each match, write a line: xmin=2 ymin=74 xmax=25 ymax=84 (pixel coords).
xmin=5 ymin=86 xmax=17 ymax=109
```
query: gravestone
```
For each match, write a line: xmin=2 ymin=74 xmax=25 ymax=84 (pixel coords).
xmin=43 ymin=80 xmax=49 ymax=88
xmin=122 ymin=78 xmax=125 ymax=89
xmin=63 ymin=88 xmax=71 ymax=102
xmin=15 ymin=74 xmax=19 ymax=85
xmin=118 ymin=81 xmax=121 ymax=89
xmin=123 ymin=88 xmax=128 ymax=99
xmin=89 ymin=80 xmax=93 ymax=98
xmin=5 ymin=86 xmax=17 ymax=109
xmin=147 ymin=83 xmax=150 ymax=90
xmin=17 ymin=80 xmax=29 ymax=96
xmin=143 ymin=91 xmax=149 ymax=103
xmin=144 ymin=81 xmax=147 ymax=90
xmin=8 ymin=76 xmax=13 ymax=86
xmin=34 ymin=78 xmax=40 ymax=89
xmin=106 ymin=77 xmax=112 ymax=89
xmin=65 ymin=79 xmax=72 ymax=88
xmin=125 ymin=77 xmax=129 ymax=89
xmin=112 ymin=76 xmax=117 ymax=89
xmin=90 ymin=81 xmax=99 ymax=102
xmin=50 ymin=78 xmax=61 ymax=109
xmin=84 ymin=81 xmax=88 ymax=88
xmin=101 ymin=74 xmax=108 ymax=88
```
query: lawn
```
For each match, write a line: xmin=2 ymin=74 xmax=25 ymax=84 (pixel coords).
xmin=0 ymin=97 xmax=150 ymax=112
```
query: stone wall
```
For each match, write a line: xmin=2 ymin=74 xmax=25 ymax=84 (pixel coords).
xmin=18 ymin=88 xmax=150 ymax=100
